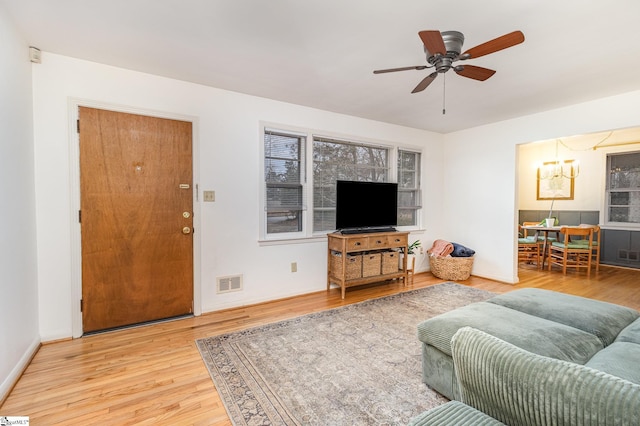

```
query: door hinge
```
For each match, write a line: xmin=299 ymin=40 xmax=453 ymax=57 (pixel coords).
xmin=78 ymin=210 xmax=81 ymax=223
xmin=80 ymin=299 xmax=83 ymax=312
xmin=77 ymin=119 xmax=80 ymax=133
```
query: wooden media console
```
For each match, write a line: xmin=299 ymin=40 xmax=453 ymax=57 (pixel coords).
xmin=327 ymin=231 xmax=409 ymax=299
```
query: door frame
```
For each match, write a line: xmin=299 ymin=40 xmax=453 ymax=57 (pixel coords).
xmin=68 ymin=99 xmax=202 ymax=338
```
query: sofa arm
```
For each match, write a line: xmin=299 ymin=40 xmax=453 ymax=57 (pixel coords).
xmin=451 ymin=327 xmax=640 ymax=426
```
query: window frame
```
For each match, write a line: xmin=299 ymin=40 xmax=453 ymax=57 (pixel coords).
xmin=260 ymin=123 xmax=423 ymax=242
xmin=312 ymin=135 xmax=392 ymax=234
xmin=397 ymin=149 xmax=422 ymax=227
xmin=605 ymin=150 xmax=640 ymax=227
xmin=261 ymin=127 xmax=308 ymax=240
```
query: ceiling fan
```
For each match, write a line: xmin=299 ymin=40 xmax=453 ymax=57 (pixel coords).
xmin=374 ymin=30 xmax=525 ymax=94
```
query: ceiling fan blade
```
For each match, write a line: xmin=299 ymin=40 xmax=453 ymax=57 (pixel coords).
xmin=462 ymin=30 xmax=525 ymax=59
xmin=373 ymin=65 xmax=428 ymax=74
xmin=418 ymin=30 xmax=447 ymax=55
xmin=454 ymin=65 xmax=496 ymax=81
xmin=411 ymin=72 xmax=438 ymax=93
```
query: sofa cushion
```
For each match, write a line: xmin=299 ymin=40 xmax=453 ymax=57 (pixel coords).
xmin=408 ymin=401 xmax=504 ymax=426
xmin=487 ymin=288 xmax=640 ymax=347
xmin=585 ymin=341 xmax=640 ymax=385
xmin=616 ymin=317 xmax=640 ymax=344
xmin=417 ymin=301 xmax=603 ymax=364
xmin=451 ymin=327 xmax=640 ymax=426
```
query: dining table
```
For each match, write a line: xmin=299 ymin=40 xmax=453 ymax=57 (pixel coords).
xmin=522 ymin=224 xmax=563 ymax=269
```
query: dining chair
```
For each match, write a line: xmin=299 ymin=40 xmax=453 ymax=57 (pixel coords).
xmin=518 ymin=225 xmax=540 ymax=268
xmin=576 ymin=224 xmax=601 ymax=272
xmin=522 ymin=221 xmax=557 ymax=266
xmin=547 ymin=226 xmax=594 ymax=277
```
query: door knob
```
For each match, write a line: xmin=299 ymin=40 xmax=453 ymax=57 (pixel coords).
xmin=182 ymin=227 xmax=191 ymax=234
xmin=183 ymin=211 xmax=191 ymax=219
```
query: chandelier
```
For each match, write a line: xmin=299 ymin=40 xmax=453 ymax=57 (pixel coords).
xmin=537 ymin=140 xmax=580 ymax=180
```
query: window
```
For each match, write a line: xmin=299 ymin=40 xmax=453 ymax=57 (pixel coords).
xmin=313 ymin=137 xmax=390 ymax=232
xmin=263 ymin=129 xmax=306 ymax=235
xmin=397 ymin=150 xmax=422 ymax=226
xmin=606 ymin=151 xmax=640 ymax=224
xmin=262 ymin=125 xmax=421 ymax=239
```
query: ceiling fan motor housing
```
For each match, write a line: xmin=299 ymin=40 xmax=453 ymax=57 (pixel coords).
xmin=426 ymin=31 xmax=464 ymax=72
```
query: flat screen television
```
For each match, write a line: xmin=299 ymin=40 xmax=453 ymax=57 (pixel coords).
xmin=335 ymin=180 xmax=398 ymax=233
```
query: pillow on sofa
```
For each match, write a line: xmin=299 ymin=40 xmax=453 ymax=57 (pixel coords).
xmin=450 ymin=242 xmax=475 ymax=257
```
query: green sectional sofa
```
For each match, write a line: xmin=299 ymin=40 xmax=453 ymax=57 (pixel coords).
xmin=410 ymin=327 xmax=640 ymax=425
xmin=417 ymin=288 xmax=640 ymax=400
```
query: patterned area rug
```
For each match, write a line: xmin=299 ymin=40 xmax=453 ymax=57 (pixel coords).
xmin=196 ymin=282 xmax=495 ymax=425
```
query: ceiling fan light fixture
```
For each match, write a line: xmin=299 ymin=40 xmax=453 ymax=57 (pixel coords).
xmin=425 ymin=31 xmax=464 ymax=61
xmin=426 ymin=31 xmax=465 ymax=74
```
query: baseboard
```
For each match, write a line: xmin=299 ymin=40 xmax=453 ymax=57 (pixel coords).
xmin=0 ymin=335 xmax=41 ymax=406
xmin=470 ymin=271 xmax=517 ymax=284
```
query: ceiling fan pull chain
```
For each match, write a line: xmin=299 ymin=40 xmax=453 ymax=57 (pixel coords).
xmin=442 ymin=73 xmax=446 ymax=115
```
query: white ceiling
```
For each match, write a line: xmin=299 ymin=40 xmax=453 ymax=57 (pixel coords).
xmin=4 ymin=0 xmax=640 ymax=133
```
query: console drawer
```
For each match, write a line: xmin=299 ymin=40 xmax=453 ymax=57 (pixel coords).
xmin=387 ymin=234 xmax=408 ymax=248
xmin=345 ymin=237 xmax=369 ymax=251
xmin=368 ymin=235 xmax=390 ymax=249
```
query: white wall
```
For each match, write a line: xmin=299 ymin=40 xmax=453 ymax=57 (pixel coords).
xmin=32 ymin=53 xmax=443 ymax=341
xmin=0 ymin=6 xmax=40 ymax=400
xmin=26 ymin=49 xmax=640 ymax=343
xmin=444 ymin=92 xmax=640 ymax=284
xmin=7 ymin=30 xmax=640 ymax=397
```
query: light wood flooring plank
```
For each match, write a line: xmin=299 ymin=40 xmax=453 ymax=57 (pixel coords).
xmin=2 ymin=265 xmax=639 ymax=424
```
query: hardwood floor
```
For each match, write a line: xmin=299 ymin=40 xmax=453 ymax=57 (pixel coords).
xmin=2 ymin=265 xmax=639 ymax=425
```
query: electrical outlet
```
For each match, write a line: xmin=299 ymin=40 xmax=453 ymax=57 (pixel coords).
xmin=291 ymin=262 xmax=297 ymax=272
xmin=203 ymin=190 xmax=215 ymax=202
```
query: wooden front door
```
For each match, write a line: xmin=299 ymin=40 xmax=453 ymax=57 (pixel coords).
xmin=79 ymin=107 xmax=193 ymax=333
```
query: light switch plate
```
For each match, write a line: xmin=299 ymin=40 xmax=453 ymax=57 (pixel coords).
xmin=203 ymin=190 xmax=215 ymax=202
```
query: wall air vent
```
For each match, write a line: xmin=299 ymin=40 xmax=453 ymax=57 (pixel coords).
xmin=618 ymin=249 xmax=629 ymax=261
xmin=216 ymin=274 xmax=243 ymax=294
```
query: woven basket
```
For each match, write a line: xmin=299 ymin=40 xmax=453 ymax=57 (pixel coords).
xmin=381 ymin=251 xmax=399 ymax=274
xmin=429 ymin=255 xmax=474 ymax=281
xmin=330 ymin=251 xmax=362 ymax=280
xmin=362 ymin=253 xmax=382 ymax=277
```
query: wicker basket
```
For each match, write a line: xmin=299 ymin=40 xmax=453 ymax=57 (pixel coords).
xmin=429 ymin=255 xmax=474 ymax=281
xmin=362 ymin=253 xmax=382 ymax=277
xmin=381 ymin=251 xmax=399 ymax=274
xmin=330 ymin=251 xmax=362 ymax=280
